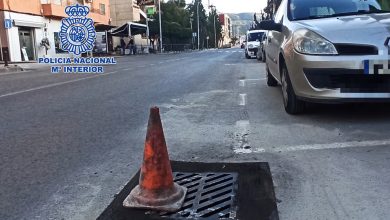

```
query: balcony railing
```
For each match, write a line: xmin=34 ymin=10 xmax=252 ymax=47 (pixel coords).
xmin=40 ymin=0 xmax=84 ymax=6
xmin=41 ymin=1 xmax=108 ymax=24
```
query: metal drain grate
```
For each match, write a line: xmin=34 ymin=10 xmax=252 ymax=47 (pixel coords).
xmin=151 ymin=172 xmax=239 ymax=219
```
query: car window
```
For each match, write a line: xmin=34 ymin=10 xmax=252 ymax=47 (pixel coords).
xmin=289 ymin=0 xmax=390 ymax=20
xmin=247 ymin=32 xmax=265 ymax=42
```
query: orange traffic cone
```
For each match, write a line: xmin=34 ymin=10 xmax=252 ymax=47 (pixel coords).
xmin=123 ymin=107 xmax=187 ymax=212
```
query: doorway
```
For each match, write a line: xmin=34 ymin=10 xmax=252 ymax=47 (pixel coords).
xmin=18 ymin=27 xmax=36 ymax=61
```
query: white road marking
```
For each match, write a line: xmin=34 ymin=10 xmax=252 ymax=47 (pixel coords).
xmin=233 ymin=120 xmax=251 ymax=154
xmin=266 ymin=139 xmax=390 ymax=153
xmin=0 ymin=71 xmax=118 ymax=99
xmin=246 ymin=78 xmax=266 ymax=81
xmin=239 ymin=94 xmax=247 ymax=106
xmin=239 ymin=80 xmax=245 ymax=87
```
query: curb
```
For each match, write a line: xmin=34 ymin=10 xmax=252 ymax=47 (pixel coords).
xmin=0 ymin=65 xmax=24 ymax=74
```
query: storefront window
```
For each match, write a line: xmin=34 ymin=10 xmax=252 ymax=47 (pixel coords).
xmin=54 ymin=32 xmax=66 ymax=54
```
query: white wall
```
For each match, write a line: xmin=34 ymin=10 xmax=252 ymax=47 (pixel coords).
xmin=4 ymin=12 xmax=69 ymax=62
xmin=45 ymin=19 xmax=70 ymax=58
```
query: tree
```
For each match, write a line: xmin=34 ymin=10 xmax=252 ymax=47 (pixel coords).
xmin=263 ymin=0 xmax=282 ymax=19
xmin=187 ymin=0 xmax=208 ymax=49
xmin=207 ymin=9 xmax=222 ymax=48
xmin=144 ymin=0 xmax=223 ymax=50
xmin=230 ymin=36 xmax=238 ymax=45
xmin=148 ymin=0 xmax=192 ymax=45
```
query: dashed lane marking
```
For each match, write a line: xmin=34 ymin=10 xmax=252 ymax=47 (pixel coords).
xmin=233 ymin=120 xmax=251 ymax=154
xmin=239 ymin=94 xmax=247 ymax=106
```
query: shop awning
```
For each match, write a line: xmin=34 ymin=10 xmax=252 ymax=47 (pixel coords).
xmin=110 ymin=22 xmax=148 ymax=37
xmin=95 ymin=24 xmax=116 ymax=32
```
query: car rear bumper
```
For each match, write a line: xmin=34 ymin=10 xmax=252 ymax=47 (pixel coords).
xmin=286 ymin=51 xmax=390 ymax=101
xmin=247 ymin=48 xmax=258 ymax=56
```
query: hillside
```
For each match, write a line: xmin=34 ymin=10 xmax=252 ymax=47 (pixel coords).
xmin=227 ymin=13 xmax=260 ymax=36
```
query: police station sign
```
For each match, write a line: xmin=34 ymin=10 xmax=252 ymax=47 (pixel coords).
xmin=39 ymin=4 xmax=116 ymax=73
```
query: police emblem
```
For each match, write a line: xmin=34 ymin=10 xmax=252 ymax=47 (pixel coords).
xmin=59 ymin=4 xmax=96 ymax=56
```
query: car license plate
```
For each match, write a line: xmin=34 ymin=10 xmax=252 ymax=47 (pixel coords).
xmin=363 ymin=60 xmax=390 ymax=74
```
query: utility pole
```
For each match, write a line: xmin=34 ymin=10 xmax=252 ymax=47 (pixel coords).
xmin=159 ymin=0 xmax=163 ymax=53
xmin=197 ymin=0 xmax=200 ymax=50
xmin=190 ymin=18 xmax=193 ymax=49
xmin=209 ymin=5 xmax=217 ymax=49
xmin=214 ymin=15 xmax=217 ymax=48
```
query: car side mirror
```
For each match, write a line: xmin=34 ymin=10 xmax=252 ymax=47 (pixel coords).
xmin=258 ymin=20 xmax=282 ymax=32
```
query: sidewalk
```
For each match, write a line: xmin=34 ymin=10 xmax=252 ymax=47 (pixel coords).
xmin=0 ymin=64 xmax=24 ymax=74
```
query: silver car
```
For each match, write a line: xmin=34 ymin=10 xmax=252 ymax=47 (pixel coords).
xmin=260 ymin=0 xmax=390 ymax=114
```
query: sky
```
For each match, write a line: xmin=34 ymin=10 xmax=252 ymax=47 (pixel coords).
xmin=185 ymin=0 xmax=267 ymax=13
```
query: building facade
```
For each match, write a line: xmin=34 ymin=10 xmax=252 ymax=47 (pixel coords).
xmin=0 ymin=0 xmax=111 ymax=62
xmin=109 ymin=0 xmax=149 ymax=50
xmin=218 ymin=13 xmax=232 ymax=47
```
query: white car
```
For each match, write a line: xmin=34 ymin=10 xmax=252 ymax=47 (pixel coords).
xmin=245 ymin=30 xmax=267 ymax=59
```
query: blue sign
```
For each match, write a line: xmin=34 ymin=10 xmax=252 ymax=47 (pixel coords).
xmin=59 ymin=4 xmax=96 ymax=56
xmin=4 ymin=19 xmax=12 ymax=29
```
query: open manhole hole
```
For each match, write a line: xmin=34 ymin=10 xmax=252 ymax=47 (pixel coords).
xmin=155 ymin=172 xmax=238 ymax=219
xmin=98 ymin=161 xmax=279 ymax=220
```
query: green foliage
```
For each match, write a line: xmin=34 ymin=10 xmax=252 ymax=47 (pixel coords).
xmin=148 ymin=0 xmax=223 ymax=48
xmin=148 ymin=0 xmax=191 ymax=44
xmin=207 ymin=9 xmax=222 ymax=48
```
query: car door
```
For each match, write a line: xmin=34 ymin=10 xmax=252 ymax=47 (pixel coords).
xmin=266 ymin=0 xmax=287 ymax=81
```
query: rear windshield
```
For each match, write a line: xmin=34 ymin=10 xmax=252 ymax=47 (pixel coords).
xmin=289 ymin=0 xmax=390 ymax=20
xmin=247 ymin=32 xmax=265 ymax=42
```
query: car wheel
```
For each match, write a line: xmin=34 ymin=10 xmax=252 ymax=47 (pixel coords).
xmin=266 ymin=67 xmax=278 ymax=87
xmin=245 ymin=52 xmax=250 ymax=59
xmin=281 ymin=64 xmax=305 ymax=114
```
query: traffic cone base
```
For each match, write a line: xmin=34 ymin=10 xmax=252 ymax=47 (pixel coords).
xmin=123 ymin=182 xmax=187 ymax=212
xmin=123 ymin=107 xmax=187 ymax=212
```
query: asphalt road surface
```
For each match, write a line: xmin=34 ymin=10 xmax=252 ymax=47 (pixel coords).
xmin=1 ymin=48 xmax=390 ymax=220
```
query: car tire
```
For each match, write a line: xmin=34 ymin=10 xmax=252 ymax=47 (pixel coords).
xmin=266 ymin=67 xmax=278 ymax=87
xmin=245 ymin=52 xmax=250 ymax=59
xmin=281 ymin=64 xmax=305 ymax=114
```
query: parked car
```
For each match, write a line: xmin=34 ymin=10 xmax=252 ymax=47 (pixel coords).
xmin=260 ymin=0 xmax=390 ymax=114
xmin=256 ymin=33 xmax=268 ymax=62
xmin=245 ymin=30 xmax=267 ymax=59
